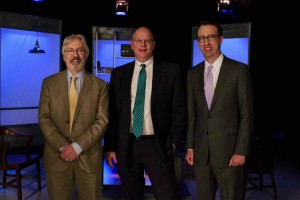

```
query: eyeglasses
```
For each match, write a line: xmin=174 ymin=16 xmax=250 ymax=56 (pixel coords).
xmin=133 ymin=39 xmax=154 ymax=45
xmin=64 ymin=48 xmax=86 ymax=55
xmin=197 ymin=34 xmax=220 ymax=43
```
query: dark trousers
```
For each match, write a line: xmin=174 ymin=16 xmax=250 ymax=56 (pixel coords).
xmin=117 ymin=135 xmax=178 ymax=200
xmin=194 ymin=161 xmax=243 ymax=200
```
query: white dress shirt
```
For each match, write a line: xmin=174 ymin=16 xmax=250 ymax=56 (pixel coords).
xmin=204 ymin=53 xmax=224 ymax=92
xmin=130 ymin=57 xmax=155 ymax=135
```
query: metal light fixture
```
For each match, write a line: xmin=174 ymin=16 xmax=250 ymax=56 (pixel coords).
xmin=115 ymin=0 xmax=129 ymax=16
xmin=217 ymin=0 xmax=233 ymax=14
xmin=29 ymin=32 xmax=45 ymax=54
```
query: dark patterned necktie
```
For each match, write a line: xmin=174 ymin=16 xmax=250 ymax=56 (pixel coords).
xmin=133 ymin=64 xmax=146 ymax=139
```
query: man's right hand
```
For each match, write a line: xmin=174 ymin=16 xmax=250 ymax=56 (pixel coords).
xmin=105 ymin=151 xmax=117 ymax=169
xmin=185 ymin=149 xmax=194 ymax=166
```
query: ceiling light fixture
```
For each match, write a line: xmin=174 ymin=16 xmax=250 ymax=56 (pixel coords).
xmin=217 ymin=0 xmax=233 ymax=14
xmin=29 ymin=32 xmax=45 ymax=54
xmin=115 ymin=0 xmax=129 ymax=16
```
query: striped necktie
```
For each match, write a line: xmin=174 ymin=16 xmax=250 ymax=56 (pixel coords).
xmin=133 ymin=64 xmax=146 ymax=139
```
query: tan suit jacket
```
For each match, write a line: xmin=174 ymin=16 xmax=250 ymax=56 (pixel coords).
xmin=39 ymin=70 xmax=109 ymax=173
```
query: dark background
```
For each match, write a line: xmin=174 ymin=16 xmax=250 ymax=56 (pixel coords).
xmin=2 ymin=0 xmax=297 ymax=162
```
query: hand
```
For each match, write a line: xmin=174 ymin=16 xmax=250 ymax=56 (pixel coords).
xmin=60 ymin=144 xmax=79 ymax=162
xmin=185 ymin=149 xmax=194 ymax=166
xmin=105 ymin=151 xmax=117 ymax=169
xmin=229 ymin=154 xmax=245 ymax=167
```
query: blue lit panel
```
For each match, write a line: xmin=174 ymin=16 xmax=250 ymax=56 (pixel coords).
xmin=0 ymin=28 xmax=60 ymax=125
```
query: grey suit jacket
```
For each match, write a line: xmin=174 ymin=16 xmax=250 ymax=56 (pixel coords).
xmin=186 ymin=56 xmax=254 ymax=168
xmin=39 ymin=70 xmax=109 ymax=173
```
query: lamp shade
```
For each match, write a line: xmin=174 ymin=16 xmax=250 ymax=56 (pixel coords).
xmin=29 ymin=32 xmax=45 ymax=53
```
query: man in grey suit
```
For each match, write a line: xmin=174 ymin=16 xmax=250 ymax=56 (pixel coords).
xmin=185 ymin=20 xmax=254 ymax=200
xmin=39 ymin=34 xmax=109 ymax=200
xmin=105 ymin=27 xmax=187 ymax=200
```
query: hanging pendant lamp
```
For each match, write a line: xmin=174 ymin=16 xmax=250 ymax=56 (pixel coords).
xmin=29 ymin=32 xmax=45 ymax=53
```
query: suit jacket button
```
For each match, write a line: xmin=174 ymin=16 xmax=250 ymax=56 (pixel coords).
xmin=66 ymin=120 xmax=70 ymax=124
xmin=208 ymin=115 xmax=212 ymax=119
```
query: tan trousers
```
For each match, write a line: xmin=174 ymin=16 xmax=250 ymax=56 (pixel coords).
xmin=46 ymin=162 xmax=102 ymax=200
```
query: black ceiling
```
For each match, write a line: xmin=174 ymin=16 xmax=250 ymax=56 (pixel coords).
xmin=2 ymin=0 xmax=254 ymax=26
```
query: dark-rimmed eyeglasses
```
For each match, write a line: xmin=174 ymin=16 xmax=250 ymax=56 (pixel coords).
xmin=64 ymin=48 xmax=86 ymax=55
xmin=197 ymin=34 xmax=220 ymax=43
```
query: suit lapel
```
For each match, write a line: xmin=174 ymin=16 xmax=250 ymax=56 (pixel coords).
xmin=199 ymin=64 xmax=206 ymax=107
xmin=125 ymin=63 xmax=135 ymax=119
xmin=126 ymin=63 xmax=135 ymax=95
xmin=59 ymin=70 xmax=70 ymax=116
xmin=74 ymin=72 xmax=93 ymax=119
xmin=193 ymin=63 xmax=208 ymax=112
xmin=151 ymin=60 xmax=162 ymax=110
xmin=210 ymin=58 xmax=228 ymax=110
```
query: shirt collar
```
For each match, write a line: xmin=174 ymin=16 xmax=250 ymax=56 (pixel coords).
xmin=205 ymin=53 xmax=224 ymax=71
xmin=135 ymin=56 xmax=154 ymax=68
xmin=68 ymin=70 xmax=84 ymax=80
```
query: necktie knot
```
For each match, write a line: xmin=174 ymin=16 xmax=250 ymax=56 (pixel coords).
xmin=140 ymin=64 xmax=146 ymax=70
xmin=207 ymin=65 xmax=213 ymax=72
xmin=72 ymin=75 xmax=78 ymax=82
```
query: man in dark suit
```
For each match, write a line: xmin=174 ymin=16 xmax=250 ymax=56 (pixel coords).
xmin=39 ymin=34 xmax=109 ymax=200
xmin=185 ymin=20 xmax=254 ymax=200
xmin=105 ymin=27 xmax=187 ymax=200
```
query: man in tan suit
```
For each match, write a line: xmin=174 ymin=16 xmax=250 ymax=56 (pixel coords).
xmin=39 ymin=34 xmax=109 ymax=200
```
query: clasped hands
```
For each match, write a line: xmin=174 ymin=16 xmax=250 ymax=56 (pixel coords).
xmin=60 ymin=144 xmax=79 ymax=162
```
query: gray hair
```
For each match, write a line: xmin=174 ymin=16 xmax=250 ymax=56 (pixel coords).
xmin=61 ymin=34 xmax=90 ymax=55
